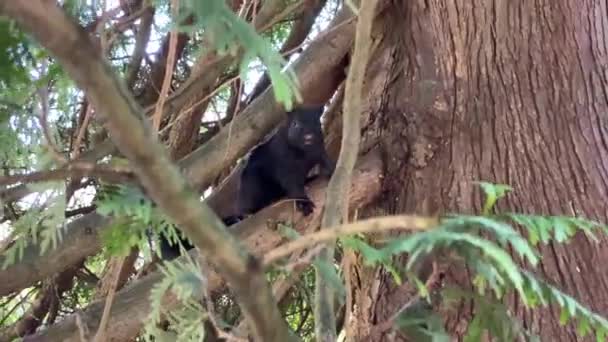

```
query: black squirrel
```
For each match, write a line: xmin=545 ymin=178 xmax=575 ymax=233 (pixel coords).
xmin=157 ymin=105 xmax=334 ymax=260
xmin=237 ymin=105 xmax=335 ymax=216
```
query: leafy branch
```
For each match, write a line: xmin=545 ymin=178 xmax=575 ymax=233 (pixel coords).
xmin=0 ymin=1 xmax=294 ymax=341
xmin=263 ymin=181 xmax=608 ymax=340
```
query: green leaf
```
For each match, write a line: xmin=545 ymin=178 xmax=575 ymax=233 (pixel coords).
xmin=181 ymin=0 xmax=301 ymax=108
xmin=475 ymin=181 xmax=512 ymax=215
xmin=394 ymin=301 xmax=450 ymax=342
xmin=443 ymin=216 xmax=538 ymax=266
xmin=463 ymin=314 xmax=483 ymax=342
xmin=277 ymin=222 xmax=300 ymax=240
xmin=597 ymin=327 xmax=607 ymax=342
xmin=341 ymin=236 xmax=389 ymax=265
xmin=578 ymin=317 xmax=590 ymax=337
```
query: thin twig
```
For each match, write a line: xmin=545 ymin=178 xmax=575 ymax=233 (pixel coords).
xmin=222 ymin=75 xmax=244 ymax=163
xmin=314 ymin=1 xmax=379 ymax=340
xmin=238 ymin=0 xmax=253 ymax=18
xmin=112 ymin=5 xmax=153 ymax=33
xmin=257 ymin=0 xmax=306 ymax=32
xmin=159 ymin=74 xmax=241 ymax=135
xmin=36 ymin=72 xmax=67 ymax=164
xmin=263 ymin=215 xmax=438 ymax=267
xmin=152 ymin=0 xmax=180 ymax=132
xmin=367 ymin=263 xmax=446 ymax=339
xmin=280 ymin=17 xmax=356 ymax=57
xmin=0 ymin=163 xmax=134 ymax=186
xmin=92 ymin=256 xmax=126 ymax=342
xmin=73 ymin=101 xmax=94 ymax=159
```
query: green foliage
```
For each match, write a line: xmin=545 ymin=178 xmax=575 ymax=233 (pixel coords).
xmin=506 ymin=214 xmax=607 ymax=246
xmin=520 ymin=270 xmax=608 ymax=339
xmin=475 ymin=181 xmax=512 ymax=215
xmin=95 ymin=184 xmax=185 ymax=259
xmin=443 ymin=288 xmax=536 ymax=342
xmin=179 ymin=0 xmax=302 ymax=110
xmin=339 ymin=182 xmax=608 ymax=341
xmin=0 ymin=19 xmax=32 ymax=87
xmin=1 ymin=184 xmax=66 ymax=269
xmin=394 ymin=300 xmax=449 ymax=342
xmin=143 ymin=257 xmax=209 ymax=342
xmin=277 ymin=221 xmax=301 ymax=240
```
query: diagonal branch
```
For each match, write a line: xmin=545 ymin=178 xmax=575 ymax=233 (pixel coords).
xmin=0 ymin=2 xmax=293 ymax=341
xmin=125 ymin=3 xmax=154 ymax=88
xmin=0 ymin=164 xmax=135 ymax=187
xmin=151 ymin=0 xmax=179 ymax=131
xmin=263 ymin=215 xmax=439 ymax=266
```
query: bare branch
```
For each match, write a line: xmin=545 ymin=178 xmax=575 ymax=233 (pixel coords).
xmin=0 ymin=264 xmax=81 ymax=341
xmin=0 ymin=140 xmax=117 ymax=204
xmin=92 ymin=256 xmax=126 ymax=342
xmin=36 ymin=77 xmax=67 ymax=164
xmin=314 ymin=1 xmax=380 ymax=340
xmin=0 ymin=164 xmax=135 ymax=187
xmin=125 ymin=4 xmax=154 ymax=88
xmin=152 ymin=0 xmax=179 ymax=131
xmin=263 ymin=215 xmax=438 ymax=266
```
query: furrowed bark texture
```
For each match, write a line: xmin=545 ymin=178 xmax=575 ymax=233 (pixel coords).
xmin=21 ymin=150 xmax=383 ymax=341
xmin=0 ymin=4 xmax=354 ymax=297
xmin=340 ymin=0 xmax=608 ymax=341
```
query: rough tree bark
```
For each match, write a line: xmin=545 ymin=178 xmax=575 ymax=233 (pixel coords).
xmin=338 ymin=0 xmax=608 ymax=341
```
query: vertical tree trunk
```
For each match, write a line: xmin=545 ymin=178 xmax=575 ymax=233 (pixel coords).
xmin=342 ymin=0 xmax=608 ymax=340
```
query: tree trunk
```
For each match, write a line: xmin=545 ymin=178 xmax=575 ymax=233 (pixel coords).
xmin=344 ymin=0 xmax=608 ymax=340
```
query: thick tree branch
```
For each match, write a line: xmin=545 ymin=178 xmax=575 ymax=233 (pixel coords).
xmin=314 ymin=1 xmax=379 ymax=340
xmin=0 ymin=4 xmax=358 ymax=297
xmin=23 ymin=149 xmax=383 ymax=342
xmin=0 ymin=2 xmax=292 ymax=341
